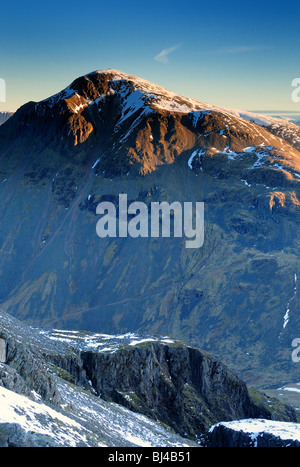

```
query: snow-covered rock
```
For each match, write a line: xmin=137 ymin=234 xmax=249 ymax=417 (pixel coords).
xmin=206 ymin=419 xmax=300 ymax=447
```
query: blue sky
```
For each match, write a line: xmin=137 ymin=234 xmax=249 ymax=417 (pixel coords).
xmin=0 ymin=0 xmax=299 ymax=113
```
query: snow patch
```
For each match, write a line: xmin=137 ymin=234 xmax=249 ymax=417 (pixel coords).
xmin=92 ymin=158 xmax=100 ymax=169
xmin=283 ymin=273 xmax=297 ymax=330
xmin=0 ymin=385 xmax=90 ymax=446
xmin=188 ymin=149 xmax=205 ymax=170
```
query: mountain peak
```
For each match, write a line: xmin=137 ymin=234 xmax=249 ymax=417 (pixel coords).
xmin=39 ymin=67 xmax=213 ymax=116
xmin=2 ymin=69 xmax=300 ymax=179
xmin=38 ymin=68 xmax=300 ymax=137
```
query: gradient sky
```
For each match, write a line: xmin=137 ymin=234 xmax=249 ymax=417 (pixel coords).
xmin=0 ymin=0 xmax=299 ymax=113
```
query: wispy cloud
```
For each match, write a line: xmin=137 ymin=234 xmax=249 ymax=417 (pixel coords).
xmin=209 ymin=45 xmax=268 ymax=54
xmin=154 ymin=44 xmax=181 ymax=64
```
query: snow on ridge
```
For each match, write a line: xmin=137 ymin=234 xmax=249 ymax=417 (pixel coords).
xmin=40 ymin=328 xmax=176 ymax=353
xmin=38 ymin=68 xmax=223 ymax=116
xmin=219 ymin=108 xmax=275 ymax=126
xmin=283 ymin=387 xmax=300 ymax=394
xmin=34 ymin=68 xmax=300 ymax=150
xmin=90 ymin=70 xmax=297 ymax=127
xmin=37 ymin=84 xmax=75 ymax=109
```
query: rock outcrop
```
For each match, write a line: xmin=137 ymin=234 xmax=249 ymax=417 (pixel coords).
xmin=205 ymin=419 xmax=300 ymax=447
xmin=37 ymin=328 xmax=298 ymax=441
xmin=80 ymin=341 xmax=295 ymax=439
xmin=0 ymin=331 xmax=62 ymax=404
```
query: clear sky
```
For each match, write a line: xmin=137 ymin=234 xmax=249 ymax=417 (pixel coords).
xmin=0 ymin=0 xmax=299 ymax=113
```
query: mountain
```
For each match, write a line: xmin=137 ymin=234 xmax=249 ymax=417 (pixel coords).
xmin=0 ymin=112 xmax=13 ymax=126
xmin=0 ymin=308 xmax=296 ymax=446
xmin=0 ymin=69 xmax=300 ymax=392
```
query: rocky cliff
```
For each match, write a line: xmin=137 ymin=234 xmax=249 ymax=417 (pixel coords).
xmin=0 ymin=309 xmax=297 ymax=446
xmin=0 ymin=309 xmax=198 ymax=446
